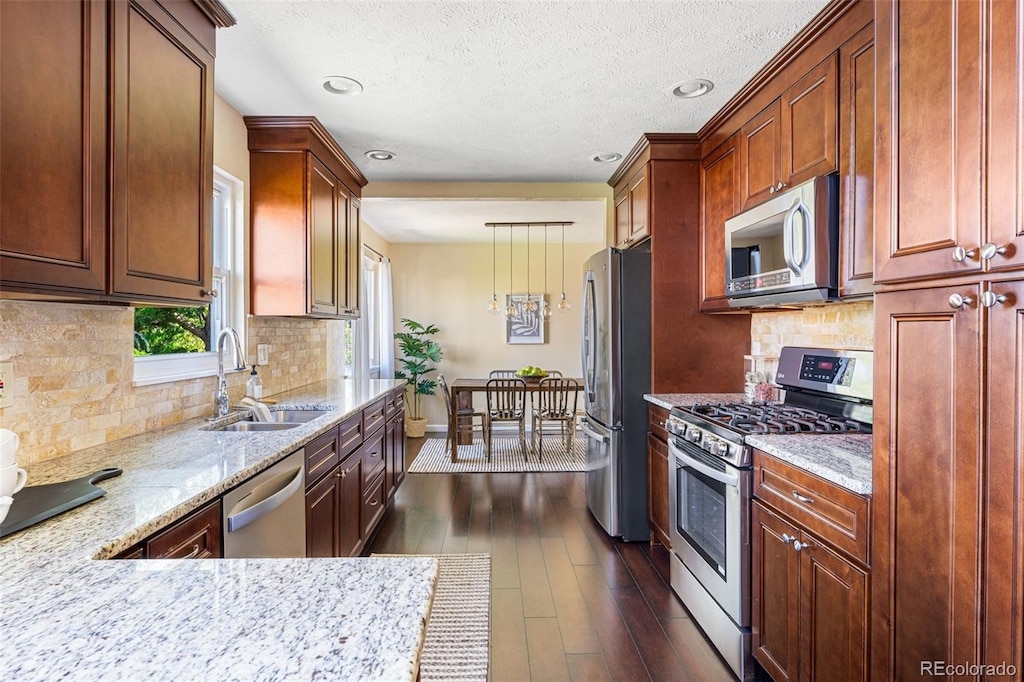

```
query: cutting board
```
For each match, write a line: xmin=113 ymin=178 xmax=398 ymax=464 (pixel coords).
xmin=0 ymin=468 xmax=122 ymax=539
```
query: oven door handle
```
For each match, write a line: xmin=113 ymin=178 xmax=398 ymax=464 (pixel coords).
xmin=671 ymin=443 xmax=739 ymax=488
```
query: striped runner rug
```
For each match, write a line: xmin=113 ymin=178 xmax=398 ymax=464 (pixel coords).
xmin=407 ymin=436 xmax=586 ymax=473
xmin=372 ymin=553 xmax=491 ymax=682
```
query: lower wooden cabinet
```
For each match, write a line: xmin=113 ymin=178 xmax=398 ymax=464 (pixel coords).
xmin=753 ymin=501 xmax=869 ymax=682
xmin=337 ymin=452 xmax=363 ymax=558
xmin=362 ymin=470 xmax=386 ymax=539
xmin=646 ymin=404 xmax=670 ymax=548
xmin=305 ymin=468 xmax=341 ymax=558
xmin=115 ymin=499 xmax=222 ymax=559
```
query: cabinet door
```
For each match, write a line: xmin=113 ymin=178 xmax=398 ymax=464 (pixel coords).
xmin=393 ymin=416 xmax=406 ymax=489
xmin=780 ymin=54 xmax=838 ymax=188
xmin=752 ymin=501 xmax=800 ymax=682
xmin=109 ymin=0 xmax=214 ymax=303
xmin=308 ymin=154 xmax=341 ymax=316
xmin=344 ymin=195 xmax=361 ymax=316
xmin=627 ymin=168 xmax=650 ymax=245
xmin=306 ymin=468 xmax=340 ymax=558
xmin=384 ymin=418 xmax=397 ymax=497
xmin=339 ymin=452 xmax=363 ymax=557
xmin=646 ymin=433 xmax=669 ymax=548
xmin=739 ymin=100 xmax=782 ymax=210
xmin=798 ymin=536 xmax=868 ymax=682
xmin=0 ymin=0 xmax=107 ymax=294
xmin=838 ymin=26 xmax=875 ymax=298
xmin=986 ymin=0 xmax=1024 ymax=273
xmin=872 ymin=285 xmax=983 ymax=680
xmin=700 ymin=135 xmax=741 ymax=312
xmin=614 ymin=188 xmax=630 ymax=248
xmin=874 ymin=0 xmax=985 ymax=283
xmin=983 ymin=278 xmax=1024 ymax=673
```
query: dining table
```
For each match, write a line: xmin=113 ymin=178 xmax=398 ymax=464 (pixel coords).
xmin=448 ymin=377 xmax=584 ymax=462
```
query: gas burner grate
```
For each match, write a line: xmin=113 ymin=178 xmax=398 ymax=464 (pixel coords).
xmin=687 ymin=401 xmax=869 ymax=436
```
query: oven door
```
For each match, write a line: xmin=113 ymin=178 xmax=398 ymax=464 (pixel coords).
xmin=668 ymin=436 xmax=751 ymax=627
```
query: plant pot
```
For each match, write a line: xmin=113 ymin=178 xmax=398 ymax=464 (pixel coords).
xmin=406 ymin=417 xmax=427 ymax=438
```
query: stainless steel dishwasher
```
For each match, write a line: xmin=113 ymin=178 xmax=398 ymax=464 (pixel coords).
xmin=222 ymin=449 xmax=306 ymax=557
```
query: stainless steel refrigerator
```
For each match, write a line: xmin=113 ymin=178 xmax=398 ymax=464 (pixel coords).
xmin=580 ymin=247 xmax=651 ymax=541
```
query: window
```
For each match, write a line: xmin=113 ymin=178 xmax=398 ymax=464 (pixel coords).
xmin=364 ymin=254 xmax=381 ymax=377
xmin=133 ymin=167 xmax=245 ymax=386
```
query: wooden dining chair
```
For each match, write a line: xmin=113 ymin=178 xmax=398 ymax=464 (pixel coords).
xmin=488 ymin=369 xmax=518 ymax=378
xmin=439 ymin=374 xmax=487 ymax=461
xmin=485 ymin=378 xmax=528 ymax=459
xmin=531 ymin=377 xmax=579 ymax=461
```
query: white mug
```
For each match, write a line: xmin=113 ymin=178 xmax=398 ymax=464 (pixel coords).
xmin=0 ymin=464 xmax=27 ymax=497
xmin=0 ymin=496 xmax=12 ymax=526
xmin=0 ymin=429 xmax=18 ymax=467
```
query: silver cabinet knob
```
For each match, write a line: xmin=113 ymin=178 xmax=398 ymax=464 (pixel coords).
xmin=768 ymin=185 xmax=776 ymax=194
xmin=948 ymin=293 xmax=975 ymax=310
xmin=793 ymin=539 xmax=813 ymax=552
xmin=951 ymin=245 xmax=977 ymax=263
xmin=981 ymin=291 xmax=1008 ymax=308
xmin=980 ymin=242 xmax=1008 ymax=261
xmin=201 ymin=289 xmax=219 ymax=298
xmin=781 ymin=533 xmax=795 ymax=545
xmin=776 ymin=182 xmax=787 ymax=191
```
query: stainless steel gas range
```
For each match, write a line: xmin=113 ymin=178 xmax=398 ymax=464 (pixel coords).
xmin=666 ymin=346 xmax=873 ymax=681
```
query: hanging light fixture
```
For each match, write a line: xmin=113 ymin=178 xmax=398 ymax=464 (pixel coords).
xmin=557 ymin=223 xmax=572 ymax=312
xmin=523 ymin=224 xmax=535 ymax=312
xmin=542 ymin=224 xmax=552 ymax=319
xmin=487 ymin=225 xmax=501 ymax=314
xmin=505 ymin=224 xmax=517 ymax=318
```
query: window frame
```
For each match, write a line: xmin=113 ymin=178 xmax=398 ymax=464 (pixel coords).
xmin=132 ymin=167 xmax=246 ymax=386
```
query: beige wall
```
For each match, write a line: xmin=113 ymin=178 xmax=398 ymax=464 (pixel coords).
xmin=390 ymin=240 xmax=601 ymax=428
xmin=749 ymin=300 xmax=874 ymax=358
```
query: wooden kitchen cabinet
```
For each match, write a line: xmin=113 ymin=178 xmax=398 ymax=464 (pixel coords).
xmin=613 ymin=166 xmax=650 ymax=248
xmin=337 ymin=450 xmax=364 ymax=557
xmin=753 ymin=500 xmax=868 ymax=682
xmin=837 ymin=25 xmax=875 ymax=298
xmin=246 ymin=117 xmax=367 ymax=318
xmin=700 ymin=135 xmax=741 ymax=312
xmin=646 ymin=404 xmax=670 ymax=548
xmin=305 ymin=468 xmax=341 ymax=558
xmin=873 ymin=281 xmax=1024 ymax=679
xmin=874 ymin=0 xmax=1024 ymax=283
xmin=146 ymin=499 xmax=223 ymax=559
xmin=1 ymin=0 xmax=231 ymax=304
xmin=385 ymin=387 xmax=406 ymax=499
xmin=738 ymin=54 xmax=837 ymax=213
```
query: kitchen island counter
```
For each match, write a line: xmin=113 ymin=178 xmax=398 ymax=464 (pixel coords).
xmin=0 ymin=379 xmax=436 ymax=681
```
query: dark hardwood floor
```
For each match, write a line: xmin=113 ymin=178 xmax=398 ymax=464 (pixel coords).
xmin=365 ymin=437 xmax=735 ymax=681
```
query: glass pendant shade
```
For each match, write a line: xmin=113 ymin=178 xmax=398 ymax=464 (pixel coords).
xmin=557 ymin=292 xmax=571 ymax=312
xmin=487 ymin=294 xmax=502 ymax=314
xmin=557 ymin=224 xmax=571 ymax=312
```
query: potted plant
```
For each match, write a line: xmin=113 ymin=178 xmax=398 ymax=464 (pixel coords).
xmin=394 ymin=318 xmax=442 ymax=438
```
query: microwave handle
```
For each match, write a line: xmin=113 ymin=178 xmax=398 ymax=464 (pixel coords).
xmin=782 ymin=198 xmax=811 ymax=276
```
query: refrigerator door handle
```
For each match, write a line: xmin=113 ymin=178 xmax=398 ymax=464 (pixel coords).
xmin=581 ymin=425 xmax=609 ymax=443
xmin=582 ymin=271 xmax=597 ymax=404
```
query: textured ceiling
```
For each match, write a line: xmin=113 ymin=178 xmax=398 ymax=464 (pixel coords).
xmin=216 ymin=0 xmax=831 ymax=184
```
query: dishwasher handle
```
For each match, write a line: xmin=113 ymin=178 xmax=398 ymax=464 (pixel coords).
xmin=226 ymin=465 xmax=304 ymax=533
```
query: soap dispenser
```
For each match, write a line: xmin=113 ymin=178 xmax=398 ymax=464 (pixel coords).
xmin=246 ymin=365 xmax=263 ymax=400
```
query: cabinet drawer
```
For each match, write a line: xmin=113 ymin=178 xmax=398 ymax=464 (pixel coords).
xmin=753 ymin=450 xmax=870 ymax=565
xmin=362 ymin=468 xmax=386 ymax=539
xmin=648 ymin=403 xmax=669 ymax=442
xmin=338 ymin=412 xmax=362 ymax=460
xmin=304 ymin=429 xmax=339 ymax=487
xmin=385 ymin=389 xmax=404 ymax=420
xmin=146 ymin=500 xmax=222 ymax=559
xmin=363 ymin=398 xmax=387 ymax=435
xmin=362 ymin=427 xmax=386 ymax=484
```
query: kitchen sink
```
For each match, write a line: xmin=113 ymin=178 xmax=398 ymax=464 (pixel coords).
xmin=267 ymin=409 xmax=331 ymax=423
xmin=214 ymin=422 xmax=303 ymax=432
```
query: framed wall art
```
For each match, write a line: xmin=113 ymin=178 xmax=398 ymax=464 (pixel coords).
xmin=505 ymin=294 xmax=546 ymax=344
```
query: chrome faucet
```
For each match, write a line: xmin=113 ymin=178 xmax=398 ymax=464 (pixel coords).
xmin=213 ymin=327 xmax=247 ymax=418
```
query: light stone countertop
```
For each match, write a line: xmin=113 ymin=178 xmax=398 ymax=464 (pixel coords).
xmin=0 ymin=378 xmax=439 ymax=681
xmin=644 ymin=393 xmax=872 ymax=495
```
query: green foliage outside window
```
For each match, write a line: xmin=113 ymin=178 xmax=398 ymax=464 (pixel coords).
xmin=134 ymin=307 xmax=211 ymax=356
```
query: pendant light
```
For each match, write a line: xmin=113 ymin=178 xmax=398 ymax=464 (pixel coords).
xmin=542 ymin=224 xmax=552 ymax=319
xmin=505 ymin=225 xmax=517 ymax=318
xmin=522 ymin=225 xmax=535 ymax=312
xmin=557 ymin=223 xmax=572 ymax=312
xmin=487 ymin=225 xmax=501 ymax=314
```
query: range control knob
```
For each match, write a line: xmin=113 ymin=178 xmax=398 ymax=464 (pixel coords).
xmin=709 ymin=440 xmax=729 ymax=457
xmin=685 ymin=428 xmax=702 ymax=443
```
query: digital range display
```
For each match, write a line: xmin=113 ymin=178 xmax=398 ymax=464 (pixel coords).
xmin=799 ymin=355 xmax=854 ymax=386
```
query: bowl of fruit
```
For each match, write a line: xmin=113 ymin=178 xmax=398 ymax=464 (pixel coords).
xmin=515 ymin=366 xmax=549 ymax=382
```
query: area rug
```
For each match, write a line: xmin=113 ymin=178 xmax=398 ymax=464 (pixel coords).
xmin=373 ymin=553 xmax=491 ymax=682
xmin=407 ymin=436 xmax=586 ymax=473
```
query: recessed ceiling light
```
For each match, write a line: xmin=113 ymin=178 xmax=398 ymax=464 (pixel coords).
xmin=321 ymin=75 xmax=363 ymax=95
xmin=590 ymin=152 xmax=622 ymax=164
xmin=365 ymin=150 xmax=395 ymax=161
xmin=669 ymin=78 xmax=715 ymax=99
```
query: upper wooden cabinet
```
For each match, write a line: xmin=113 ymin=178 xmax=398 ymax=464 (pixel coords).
xmin=613 ymin=166 xmax=650 ymax=248
xmin=739 ymin=55 xmax=838 ymax=211
xmin=246 ymin=117 xmax=366 ymax=318
xmin=700 ymin=135 xmax=741 ymax=312
xmin=875 ymin=0 xmax=1024 ymax=283
xmin=0 ymin=0 xmax=231 ymax=304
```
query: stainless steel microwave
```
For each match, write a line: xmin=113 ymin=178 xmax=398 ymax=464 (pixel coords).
xmin=724 ymin=174 xmax=839 ymax=308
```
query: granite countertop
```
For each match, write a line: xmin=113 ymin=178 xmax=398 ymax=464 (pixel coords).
xmin=0 ymin=378 xmax=438 ymax=681
xmin=643 ymin=392 xmax=872 ymax=495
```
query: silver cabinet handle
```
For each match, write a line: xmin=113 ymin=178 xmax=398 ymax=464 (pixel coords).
xmin=201 ymin=289 xmax=218 ymax=298
xmin=781 ymin=533 xmax=795 ymax=545
xmin=980 ymin=242 xmax=1008 ymax=261
xmin=793 ymin=539 xmax=813 ymax=552
xmin=183 ymin=544 xmax=201 ymax=559
xmin=226 ymin=465 xmax=304 ymax=532
xmin=791 ymin=491 xmax=814 ymax=504
xmin=951 ymin=245 xmax=977 ymax=262
xmin=948 ymin=293 xmax=975 ymax=310
xmin=981 ymin=291 xmax=1008 ymax=308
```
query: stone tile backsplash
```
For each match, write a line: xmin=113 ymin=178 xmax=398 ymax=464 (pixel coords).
xmin=0 ymin=301 xmax=335 ymax=465
xmin=749 ymin=300 xmax=874 ymax=358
